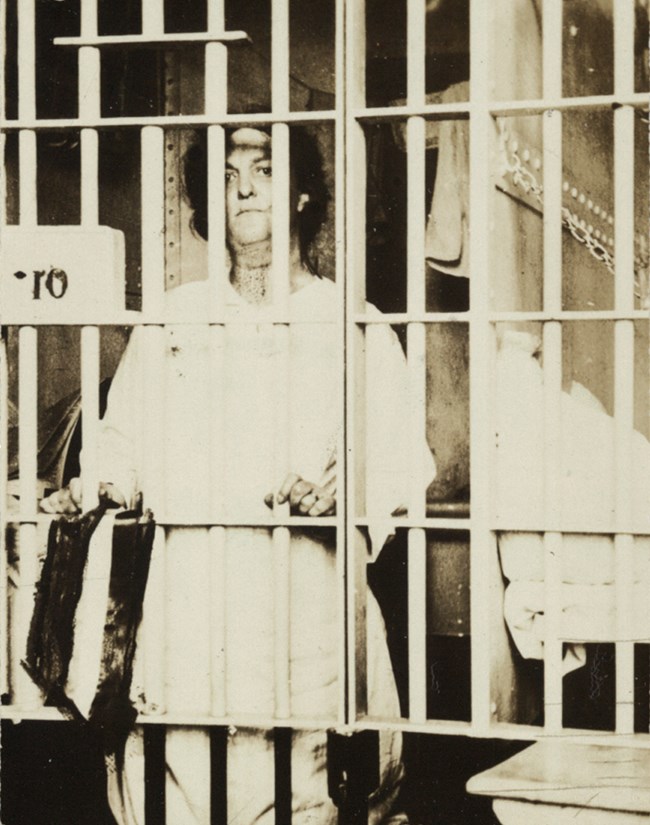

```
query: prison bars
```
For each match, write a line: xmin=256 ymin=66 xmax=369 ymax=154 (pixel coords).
xmin=2 ymin=0 xmax=649 ymax=770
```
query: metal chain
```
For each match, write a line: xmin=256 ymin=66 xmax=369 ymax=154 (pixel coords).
xmin=499 ymin=129 xmax=649 ymax=307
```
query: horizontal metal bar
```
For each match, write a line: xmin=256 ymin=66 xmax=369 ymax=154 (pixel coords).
xmin=10 ymin=514 xmax=650 ymax=536
xmin=354 ymin=94 xmax=648 ymax=123
xmin=3 ymin=704 xmax=650 ymax=748
xmin=13 ymin=513 xmax=338 ymax=529
xmin=354 ymin=517 xmax=471 ymax=531
xmin=0 ymin=707 xmax=339 ymax=730
xmin=0 ymin=110 xmax=336 ymax=131
xmin=354 ymin=311 xmax=649 ymax=325
xmin=490 ymin=311 xmax=650 ymax=322
xmin=54 ymin=31 xmax=250 ymax=48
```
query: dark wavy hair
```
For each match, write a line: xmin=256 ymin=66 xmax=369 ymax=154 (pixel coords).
xmin=184 ymin=126 xmax=330 ymax=274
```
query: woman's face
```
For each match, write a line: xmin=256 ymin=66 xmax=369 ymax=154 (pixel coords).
xmin=225 ymin=128 xmax=274 ymax=251
xmin=224 ymin=127 xmax=308 ymax=255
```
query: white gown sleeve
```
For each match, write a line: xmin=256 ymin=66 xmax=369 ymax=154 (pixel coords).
xmin=94 ymin=326 xmax=144 ymax=509
xmin=365 ymin=314 xmax=436 ymax=558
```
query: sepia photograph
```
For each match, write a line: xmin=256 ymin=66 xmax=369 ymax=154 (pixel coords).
xmin=0 ymin=0 xmax=649 ymax=822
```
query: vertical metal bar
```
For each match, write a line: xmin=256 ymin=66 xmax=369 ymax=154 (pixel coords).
xmin=407 ymin=528 xmax=427 ymax=723
xmin=271 ymin=0 xmax=290 ymax=115
xmin=345 ymin=0 xmax=367 ymax=725
xmin=141 ymin=127 xmax=166 ymax=318
xmin=18 ymin=131 xmax=37 ymax=226
xmin=205 ymin=0 xmax=229 ymax=724
xmin=78 ymin=4 xmax=101 ymax=513
xmin=140 ymin=102 xmax=166 ymax=716
xmin=468 ymin=0 xmax=492 ymax=734
xmin=540 ymin=0 xmax=564 ymax=735
xmin=16 ymin=328 xmax=40 ymax=707
xmin=209 ymin=526 xmax=227 ymax=717
xmin=142 ymin=0 xmax=165 ymax=38
xmin=542 ymin=0 xmax=563 ymax=100
xmin=334 ymin=0 xmax=347 ymax=729
xmin=614 ymin=322 xmax=635 ymax=733
xmin=406 ymin=0 xmax=426 ymax=107
xmin=18 ymin=327 xmax=37 ymax=520
xmin=613 ymin=0 xmax=635 ymax=98
xmin=17 ymin=0 xmax=36 ymax=122
xmin=614 ymin=106 xmax=635 ymax=312
xmin=0 ymin=333 xmax=9 ymax=697
xmin=141 ymin=326 xmax=166 ymax=716
xmin=542 ymin=109 xmax=563 ymax=312
xmin=80 ymin=0 xmax=97 ymax=38
xmin=80 ymin=327 xmax=100 ymax=510
xmin=542 ymin=322 xmax=563 ymax=733
xmin=612 ymin=0 xmax=636 ymax=738
xmin=406 ymin=323 xmax=427 ymax=722
xmin=269 ymin=94 xmax=292 ymax=718
xmin=17 ymin=0 xmax=37 ymax=225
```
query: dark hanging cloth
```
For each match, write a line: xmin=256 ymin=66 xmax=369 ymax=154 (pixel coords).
xmin=88 ymin=509 xmax=155 ymax=753
xmin=23 ymin=504 xmax=155 ymax=753
xmin=23 ymin=500 xmax=110 ymax=706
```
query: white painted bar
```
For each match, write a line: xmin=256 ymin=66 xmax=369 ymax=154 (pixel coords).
xmin=209 ymin=526 xmax=227 ymax=717
xmin=468 ymin=0 xmax=493 ymax=734
xmin=406 ymin=0 xmax=426 ymax=106
xmin=408 ymin=527 xmax=427 ymax=723
xmin=142 ymin=0 xmax=165 ymax=38
xmin=78 ymin=50 xmax=101 ymax=123
xmin=269 ymin=120 xmax=292 ymax=720
xmin=17 ymin=0 xmax=36 ymax=121
xmin=18 ymin=327 xmax=37 ymax=519
xmin=271 ymin=123 xmax=291 ymax=308
xmin=80 ymin=128 xmax=99 ymax=223
xmin=542 ymin=321 xmax=563 ymax=733
xmin=3 ymin=111 xmax=338 ymax=131
xmin=407 ymin=117 xmax=426 ymax=313
xmin=0 ymin=334 xmax=9 ymax=696
xmin=273 ymin=525 xmax=291 ymax=720
xmin=613 ymin=0 xmax=635 ymax=97
xmin=206 ymin=127 xmax=227 ymax=317
xmin=542 ymin=0 xmax=563 ymax=99
xmin=18 ymin=130 xmax=37 ymax=226
xmin=614 ymin=320 xmax=635 ymax=733
xmin=140 ymin=127 xmax=166 ymax=318
xmin=407 ymin=320 xmax=427 ymax=723
xmin=208 ymin=322 xmax=227 ymax=715
xmin=614 ymin=106 xmax=635 ymax=312
xmin=334 ymin=0 xmax=347 ymax=727
xmin=80 ymin=0 xmax=97 ymax=38
xmin=407 ymin=323 xmax=427 ymax=518
xmin=80 ymin=326 xmax=100 ymax=510
xmin=543 ymin=109 xmax=563 ymax=312
xmin=54 ymin=31 xmax=249 ymax=48
xmin=615 ymin=533 xmax=635 ymax=734
xmin=345 ymin=0 xmax=367 ymax=723
xmin=271 ymin=320 xmax=291 ymax=720
xmin=205 ymin=0 xmax=228 ymax=318
xmin=140 ymin=326 xmax=166 ymax=714
xmin=271 ymin=0 xmax=290 ymax=114
xmin=142 ymin=524 xmax=166 ymax=715
xmin=14 ymin=522 xmax=41 ymax=708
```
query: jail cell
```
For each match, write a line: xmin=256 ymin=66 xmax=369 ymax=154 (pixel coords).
xmin=1 ymin=1 xmax=650 ymax=825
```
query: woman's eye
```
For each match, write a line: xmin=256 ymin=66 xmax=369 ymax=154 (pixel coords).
xmin=225 ymin=170 xmax=236 ymax=182
xmin=258 ymin=165 xmax=272 ymax=177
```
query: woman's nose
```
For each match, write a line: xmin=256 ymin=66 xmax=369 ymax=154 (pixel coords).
xmin=238 ymin=172 xmax=255 ymax=198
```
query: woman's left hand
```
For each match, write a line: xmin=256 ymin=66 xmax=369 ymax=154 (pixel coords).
xmin=264 ymin=472 xmax=336 ymax=516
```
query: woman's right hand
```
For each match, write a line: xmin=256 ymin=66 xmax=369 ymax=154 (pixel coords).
xmin=39 ymin=478 xmax=126 ymax=514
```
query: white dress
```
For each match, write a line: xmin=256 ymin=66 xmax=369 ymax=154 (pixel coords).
xmin=97 ymin=275 xmax=435 ymax=824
